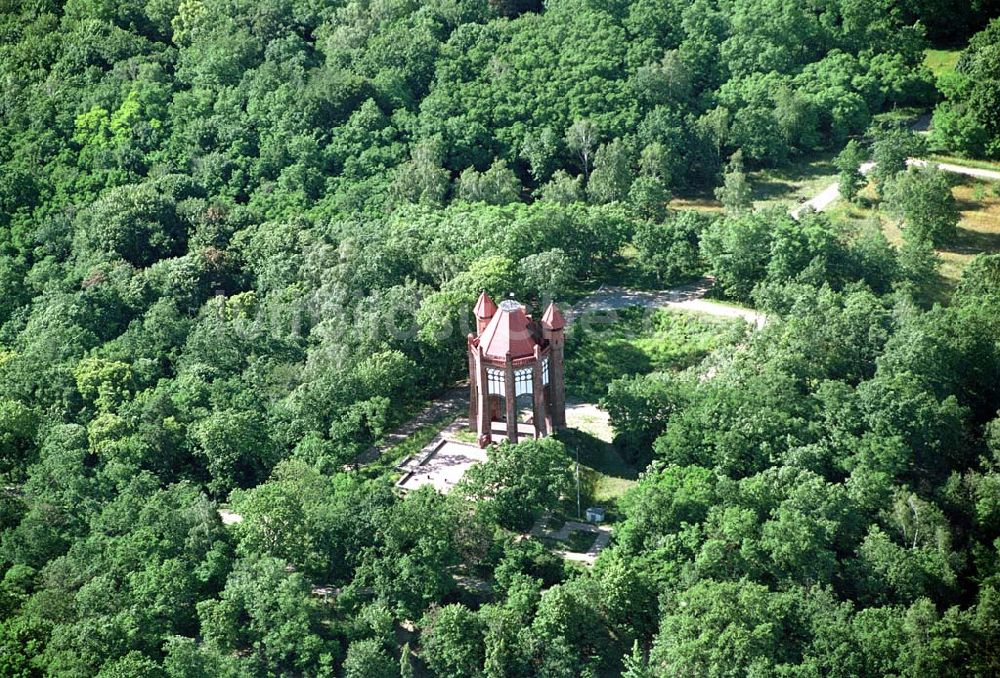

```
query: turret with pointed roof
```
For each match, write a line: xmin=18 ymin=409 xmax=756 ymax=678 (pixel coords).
xmin=473 ymin=291 xmax=498 ymax=335
xmin=541 ymin=301 xmax=565 ymax=330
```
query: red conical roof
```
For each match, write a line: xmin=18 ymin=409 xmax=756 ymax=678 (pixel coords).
xmin=478 ymin=299 xmax=537 ymax=360
xmin=541 ymin=301 xmax=565 ymax=330
xmin=473 ymin=291 xmax=497 ymax=319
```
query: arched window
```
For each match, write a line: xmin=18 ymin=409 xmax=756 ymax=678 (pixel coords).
xmin=487 ymin=367 xmax=505 ymax=396
xmin=514 ymin=367 xmax=533 ymax=396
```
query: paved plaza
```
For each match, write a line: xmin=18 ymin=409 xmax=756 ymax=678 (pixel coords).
xmin=395 ymin=418 xmax=539 ymax=493
xmin=396 ymin=439 xmax=487 ymax=493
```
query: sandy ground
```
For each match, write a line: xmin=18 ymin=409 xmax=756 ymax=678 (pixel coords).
xmin=565 ymin=401 xmax=613 ymax=443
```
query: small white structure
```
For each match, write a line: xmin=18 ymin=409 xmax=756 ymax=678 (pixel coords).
xmin=218 ymin=508 xmax=243 ymax=525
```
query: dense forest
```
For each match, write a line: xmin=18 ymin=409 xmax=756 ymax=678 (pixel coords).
xmin=2 ymin=0 xmax=1000 ymax=675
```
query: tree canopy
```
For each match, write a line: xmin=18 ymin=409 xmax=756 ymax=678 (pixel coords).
xmin=0 ymin=0 xmax=997 ymax=675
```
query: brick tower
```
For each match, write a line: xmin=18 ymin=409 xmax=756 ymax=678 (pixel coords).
xmin=541 ymin=300 xmax=566 ymax=429
xmin=467 ymin=293 xmax=567 ymax=447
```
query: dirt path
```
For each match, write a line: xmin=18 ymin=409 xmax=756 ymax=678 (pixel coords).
xmin=568 ymin=277 xmax=766 ymax=328
xmin=907 ymin=158 xmax=1000 ymax=181
xmin=790 ymin=161 xmax=875 ymax=218
xmin=791 ymin=156 xmax=999 ymax=220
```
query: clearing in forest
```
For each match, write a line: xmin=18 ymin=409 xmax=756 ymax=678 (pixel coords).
xmin=829 ymin=175 xmax=1000 ymax=295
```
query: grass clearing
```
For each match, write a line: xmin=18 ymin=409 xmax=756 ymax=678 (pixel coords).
xmin=924 ymin=48 xmax=961 ymax=78
xmin=748 ymin=150 xmax=840 ymax=210
xmin=564 ymin=307 xmax=745 ymax=401
xmin=670 ymin=150 xmax=842 ymax=214
xmin=952 ymin=178 xmax=1000 ymax=233
xmin=558 ymin=308 xmax=743 ymax=508
xmin=827 ymin=176 xmax=1000 ymax=297
xmin=938 ymin=176 xmax=1000 ymax=287
xmin=671 ymin=150 xmax=841 ymax=212
xmin=668 ymin=197 xmax=723 ymax=213
xmin=824 ymin=179 xmax=881 ymax=229
xmin=556 ymin=427 xmax=637 ymax=515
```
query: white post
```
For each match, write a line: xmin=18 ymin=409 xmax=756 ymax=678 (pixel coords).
xmin=576 ymin=447 xmax=581 ymax=520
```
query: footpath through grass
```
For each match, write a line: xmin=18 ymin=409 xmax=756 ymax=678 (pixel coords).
xmin=748 ymin=149 xmax=840 ymax=211
xmin=928 ymin=154 xmax=1000 ymax=173
xmin=827 ymin=176 xmax=1000 ymax=298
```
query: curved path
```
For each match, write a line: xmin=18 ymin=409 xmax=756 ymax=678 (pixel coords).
xmin=906 ymin=158 xmax=1000 ymax=181
xmin=791 ymin=157 xmax=999 ymax=220
xmin=567 ymin=277 xmax=766 ymax=329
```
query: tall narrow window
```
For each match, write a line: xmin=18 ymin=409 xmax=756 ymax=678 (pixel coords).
xmin=514 ymin=367 xmax=533 ymax=396
xmin=487 ymin=367 xmax=505 ymax=396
